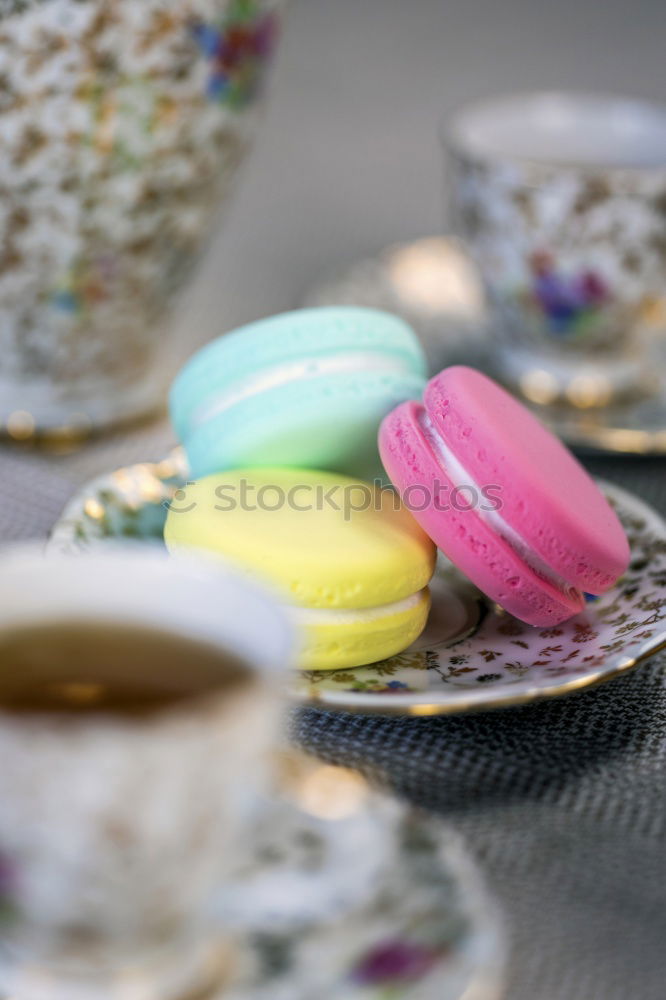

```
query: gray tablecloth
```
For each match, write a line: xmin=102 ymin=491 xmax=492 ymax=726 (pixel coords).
xmin=2 ymin=0 xmax=666 ymax=995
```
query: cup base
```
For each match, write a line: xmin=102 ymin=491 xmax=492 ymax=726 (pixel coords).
xmin=493 ymin=345 xmax=657 ymax=410
xmin=0 ymin=369 xmax=172 ymax=444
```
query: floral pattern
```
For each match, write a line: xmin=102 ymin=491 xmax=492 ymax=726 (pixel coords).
xmin=351 ymin=941 xmax=440 ymax=987
xmin=450 ymin=150 xmax=666 ymax=366
xmin=49 ymin=464 xmax=666 ymax=716
xmin=521 ymin=250 xmax=612 ymax=339
xmin=0 ymin=745 xmax=505 ymax=997
xmin=192 ymin=0 xmax=279 ymax=108
xmin=216 ymin=761 xmax=505 ymax=999
xmin=0 ymin=0 xmax=282 ymax=433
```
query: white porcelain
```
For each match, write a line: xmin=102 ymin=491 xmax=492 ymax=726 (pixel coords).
xmin=215 ymin=752 xmax=506 ymax=1000
xmin=449 ymin=92 xmax=666 ymax=168
xmin=0 ymin=0 xmax=283 ymax=437
xmin=0 ymin=751 xmax=507 ymax=999
xmin=0 ymin=547 xmax=293 ymax=1000
xmin=446 ymin=91 xmax=666 ymax=406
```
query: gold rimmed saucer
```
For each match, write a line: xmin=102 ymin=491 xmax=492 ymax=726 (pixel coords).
xmin=50 ymin=461 xmax=666 ymax=716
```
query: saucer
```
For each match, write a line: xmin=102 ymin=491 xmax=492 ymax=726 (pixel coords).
xmin=532 ymin=388 xmax=666 ymax=455
xmin=303 ymin=237 xmax=666 ymax=455
xmin=50 ymin=460 xmax=666 ymax=715
xmin=0 ymin=752 xmax=504 ymax=999
xmin=215 ymin=754 xmax=505 ymax=999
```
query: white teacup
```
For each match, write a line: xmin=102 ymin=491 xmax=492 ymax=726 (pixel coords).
xmin=446 ymin=91 xmax=666 ymax=407
xmin=0 ymin=547 xmax=293 ymax=1000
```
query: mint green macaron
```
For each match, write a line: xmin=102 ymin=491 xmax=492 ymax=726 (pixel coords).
xmin=170 ymin=306 xmax=427 ymax=480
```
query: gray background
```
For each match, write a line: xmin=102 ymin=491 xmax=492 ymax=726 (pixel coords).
xmin=2 ymin=1 xmax=666 ymax=998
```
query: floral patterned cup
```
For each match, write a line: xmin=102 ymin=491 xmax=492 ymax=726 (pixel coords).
xmin=0 ymin=0 xmax=282 ymax=439
xmin=446 ymin=92 xmax=666 ymax=408
xmin=0 ymin=547 xmax=292 ymax=1000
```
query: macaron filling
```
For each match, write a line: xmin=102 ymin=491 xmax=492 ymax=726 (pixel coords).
xmin=417 ymin=411 xmax=582 ymax=604
xmin=189 ymin=352 xmax=416 ymax=429
xmin=289 ymin=589 xmax=427 ymax=625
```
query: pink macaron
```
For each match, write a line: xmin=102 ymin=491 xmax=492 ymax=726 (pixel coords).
xmin=379 ymin=366 xmax=630 ymax=626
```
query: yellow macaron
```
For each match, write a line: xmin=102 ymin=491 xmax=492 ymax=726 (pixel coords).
xmin=164 ymin=468 xmax=435 ymax=669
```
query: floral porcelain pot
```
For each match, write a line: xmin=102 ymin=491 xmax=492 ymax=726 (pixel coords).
xmin=0 ymin=0 xmax=282 ymax=437
xmin=446 ymin=92 xmax=666 ymax=407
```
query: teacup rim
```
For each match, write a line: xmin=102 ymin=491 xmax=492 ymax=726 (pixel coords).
xmin=443 ymin=89 xmax=666 ymax=176
xmin=0 ymin=544 xmax=294 ymax=714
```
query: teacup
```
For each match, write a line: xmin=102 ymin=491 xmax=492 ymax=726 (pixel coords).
xmin=0 ymin=546 xmax=292 ymax=1000
xmin=446 ymin=91 xmax=666 ymax=408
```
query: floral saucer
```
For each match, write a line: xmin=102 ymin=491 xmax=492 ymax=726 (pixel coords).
xmin=216 ymin=754 xmax=505 ymax=999
xmin=50 ymin=458 xmax=666 ymax=715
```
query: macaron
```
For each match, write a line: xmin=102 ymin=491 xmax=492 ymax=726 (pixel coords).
xmin=164 ymin=468 xmax=435 ymax=669
xmin=379 ymin=366 xmax=630 ymax=626
xmin=170 ymin=307 xmax=427 ymax=480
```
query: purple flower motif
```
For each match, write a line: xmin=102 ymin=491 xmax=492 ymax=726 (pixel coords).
xmin=252 ymin=12 xmax=278 ymax=57
xmin=576 ymin=270 xmax=609 ymax=306
xmin=533 ymin=271 xmax=579 ymax=323
xmin=527 ymin=251 xmax=612 ymax=334
xmin=351 ymin=940 xmax=439 ymax=985
xmin=383 ymin=680 xmax=410 ymax=692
